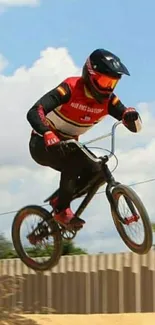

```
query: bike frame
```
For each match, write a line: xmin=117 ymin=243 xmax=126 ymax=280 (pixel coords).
xmin=44 ymin=121 xmax=122 ymax=218
xmin=73 ymin=121 xmax=122 ymax=217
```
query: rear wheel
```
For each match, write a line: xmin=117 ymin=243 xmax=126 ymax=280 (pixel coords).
xmin=110 ymin=184 xmax=153 ymax=254
xmin=12 ymin=205 xmax=63 ymax=271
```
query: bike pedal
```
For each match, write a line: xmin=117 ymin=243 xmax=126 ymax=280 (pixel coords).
xmin=68 ymin=224 xmax=83 ymax=231
xmin=55 ymin=219 xmax=84 ymax=231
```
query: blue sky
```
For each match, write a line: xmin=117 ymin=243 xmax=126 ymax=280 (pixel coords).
xmin=0 ymin=0 xmax=155 ymax=254
xmin=1 ymin=0 xmax=155 ymax=106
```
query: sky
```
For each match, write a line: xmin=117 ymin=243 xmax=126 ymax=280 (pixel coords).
xmin=0 ymin=0 xmax=155 ymax=255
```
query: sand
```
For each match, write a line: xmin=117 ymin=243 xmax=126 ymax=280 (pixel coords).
xmin=2 ymin=313 xmax=154 ymax=325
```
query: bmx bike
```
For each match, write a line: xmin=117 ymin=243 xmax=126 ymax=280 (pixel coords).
xmin=11 ymin=121 xmax=153 ymax=271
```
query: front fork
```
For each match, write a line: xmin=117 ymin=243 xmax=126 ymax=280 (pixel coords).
xmin=102 ymin=162 xmax=124 ymax=222
xmin=104 ymin=163 xmax=138 ymax=224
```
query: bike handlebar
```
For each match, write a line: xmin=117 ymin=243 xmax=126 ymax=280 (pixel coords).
xmin=83 ymin=120 xmax=122 ymax=159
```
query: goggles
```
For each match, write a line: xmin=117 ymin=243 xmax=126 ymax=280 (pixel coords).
xmin=93 ymin=73 xmax=119 ymax=90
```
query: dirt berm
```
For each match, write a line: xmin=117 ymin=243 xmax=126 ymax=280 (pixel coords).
xmin=1 ymin=313 xmax=155 ymax=325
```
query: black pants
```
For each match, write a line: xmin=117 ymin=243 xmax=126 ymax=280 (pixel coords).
xmin=29 ymin=133 xmax=100 ymax=211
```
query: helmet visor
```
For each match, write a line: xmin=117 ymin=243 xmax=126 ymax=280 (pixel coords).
xmin=94 ymin=73 xmax=119 ymax=90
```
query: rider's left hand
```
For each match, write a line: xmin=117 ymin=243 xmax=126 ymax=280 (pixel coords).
xmin=122 ymin=107 xmax=139 ymax=125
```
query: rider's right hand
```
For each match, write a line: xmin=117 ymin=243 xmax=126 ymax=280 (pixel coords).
xmin=43 ymin=131 xmax=60 ymax=147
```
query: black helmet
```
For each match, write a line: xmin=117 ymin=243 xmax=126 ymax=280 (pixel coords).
xmin=82 ymin=48 xmax=130 ymax=103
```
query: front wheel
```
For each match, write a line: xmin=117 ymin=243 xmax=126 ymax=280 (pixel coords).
xmin=110 ymin=184 xmax=153 ymax=254
xmin=12 ymin=205 xmax=63 ymax=271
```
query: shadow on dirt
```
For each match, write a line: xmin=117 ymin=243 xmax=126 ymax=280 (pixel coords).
xmin=0 ymin=313 xmax=39 ymax=325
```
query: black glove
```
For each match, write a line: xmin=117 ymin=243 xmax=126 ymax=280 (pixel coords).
xmin=122 ymin=107 xmax=139 ymax=125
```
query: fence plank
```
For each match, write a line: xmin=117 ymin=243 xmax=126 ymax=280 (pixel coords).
xmin=0 ymin=251 xmax=155 ymax=314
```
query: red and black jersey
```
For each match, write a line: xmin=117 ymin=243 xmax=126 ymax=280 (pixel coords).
xmin=27 ymin=76 xmax=138 ymax=139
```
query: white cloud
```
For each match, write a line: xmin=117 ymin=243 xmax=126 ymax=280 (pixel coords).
xmin=0 ymin=47 xmax=80 ymax=246
xmin=0 ymin=47 xmax=155 ymax=255
xmin=0 ymin=0 xmax=40 ymax=7
xmin=0 ymin=54 xmax=8 ymax=72
xmin=0 ymin=165 xmax=60 ymax=214
xmin=0 ymin=47 xmax=80 ymax=166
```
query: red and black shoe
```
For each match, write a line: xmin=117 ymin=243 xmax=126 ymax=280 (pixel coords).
xmin=50 ymin=196 xmax=59 ymax=209
xmin=50 ymin=196 xmax=85 ymax=228
xmin=53 ymin=207 xmax=85 ymax=228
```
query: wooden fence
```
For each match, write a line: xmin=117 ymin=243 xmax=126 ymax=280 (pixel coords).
xmin=0 ymin=250 xmax=155 ymax=314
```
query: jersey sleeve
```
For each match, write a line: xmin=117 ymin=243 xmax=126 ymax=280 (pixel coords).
xmin=27 ymin=81 xmax=71 ymax=135
xmin=108 ymin=94 xmax=126 ymax=120
xmin=108 ymin=94 xmax=142 ymax=133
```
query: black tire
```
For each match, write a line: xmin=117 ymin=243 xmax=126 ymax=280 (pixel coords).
xmin=110 ymin=184 xmax=153 ymax=254
xmin=12 ymin=205 xmax=63 ymax=271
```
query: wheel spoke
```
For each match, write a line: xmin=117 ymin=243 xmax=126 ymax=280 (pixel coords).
xmin=12 ymin=206 xmax=62 ymax=271
xmin=118 ymin=194 xmax=145 ymax=245
xmin=111 ymin=185 xmax=152 ymax=254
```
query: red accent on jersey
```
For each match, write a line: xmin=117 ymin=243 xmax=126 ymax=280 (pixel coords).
xmin=46 ymin=77 xmax=110 ymax=137
xmin=37 ymin=105 xmax=49 ymax=127
xmin=56 ymin=77 xmax=109 ymax=126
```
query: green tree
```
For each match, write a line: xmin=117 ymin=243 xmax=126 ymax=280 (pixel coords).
xmin=0 ymin=233 xmax=17 ymax=259
xmin=62 ymin=241 xmax=87 ymax=255
xmin=151 ymin=223 xmax=155 ymax=250
xmin=0 ymin=232 xmax=87 ymax=259
xmin=152 ymin=223 xmax=155 ymax=232
xmin=25 ymin=245 xmax=52 ymax=257
xmin=25 ymin=241 xmax=87 ymax=257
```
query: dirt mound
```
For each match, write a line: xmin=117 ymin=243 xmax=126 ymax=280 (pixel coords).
xmin=1 ymin=313 xmax=154 ymax=325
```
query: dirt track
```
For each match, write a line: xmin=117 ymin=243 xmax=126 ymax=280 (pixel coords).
xmin=2 ymin=313 xmax=154 ymax=325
